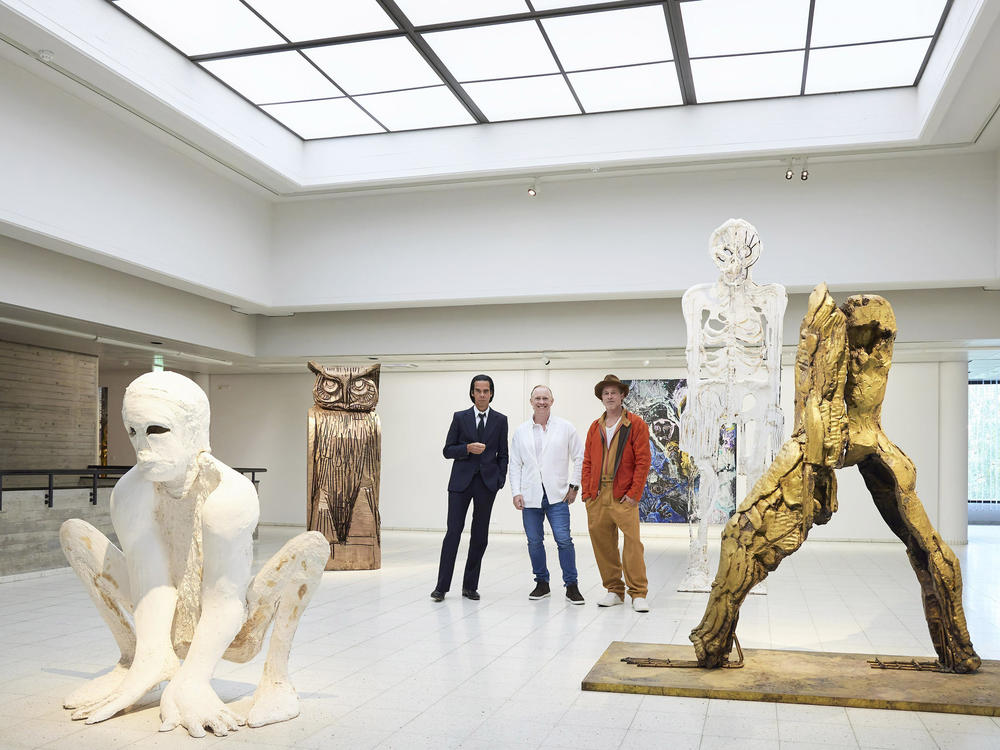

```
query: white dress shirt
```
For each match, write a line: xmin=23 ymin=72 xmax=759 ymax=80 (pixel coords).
xmin=508 ymin=415 xmax=583 ymax=508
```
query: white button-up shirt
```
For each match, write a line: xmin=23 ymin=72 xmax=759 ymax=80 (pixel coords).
xmin=508 ymin=415 xmax=583 ymax=508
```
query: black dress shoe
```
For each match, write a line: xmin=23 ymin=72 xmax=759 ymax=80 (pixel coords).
xmin=430 ymin=590 xmax=445 ymax=602
xmin=462 ymin=589 xmax=480 ymax=600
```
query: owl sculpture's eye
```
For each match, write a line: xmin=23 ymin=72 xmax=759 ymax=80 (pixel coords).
xmin=322 ymin=379 xmax=341 ymax=395
xmin=351 ymin=378 xmax=374 ymax=393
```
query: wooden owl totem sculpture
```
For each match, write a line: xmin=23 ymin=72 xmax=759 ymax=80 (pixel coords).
xmin=307 ymin=361 xmax=381 ymax=570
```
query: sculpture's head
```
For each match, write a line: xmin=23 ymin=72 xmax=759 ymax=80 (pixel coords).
xmin=308 ymin=362 xmax=380 ymax=412
xmin=709 ymin=218 xmax=760 ymax=284
xmin=123 ymin=371 xmax=211 ymax=482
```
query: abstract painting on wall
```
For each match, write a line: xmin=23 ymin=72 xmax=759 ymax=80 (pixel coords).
xmin=624 ymin=378 xmax=736 ymax=523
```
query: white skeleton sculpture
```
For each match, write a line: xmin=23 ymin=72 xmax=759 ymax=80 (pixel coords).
xmin=678 ymin=219 xmax=787 ymax=591
xmin=59 ymin=371 xmax=328 ymax=737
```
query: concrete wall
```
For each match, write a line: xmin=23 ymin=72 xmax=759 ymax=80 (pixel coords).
xmin=0 ymin=487 xmax=115 ymax=577
xmin=0 ymin=340 xmax=97 ymax=476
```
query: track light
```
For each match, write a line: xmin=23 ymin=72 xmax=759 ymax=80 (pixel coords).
xmin=527 ymin=180 xmax=537 ymax=197
xmin=782 ymin=157 xmax=810 ymax=182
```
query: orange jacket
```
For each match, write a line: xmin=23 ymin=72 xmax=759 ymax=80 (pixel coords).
xmin=581 ymin=409 xmax=651 ymax=501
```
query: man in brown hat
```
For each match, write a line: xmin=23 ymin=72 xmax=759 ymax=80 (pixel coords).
xmin=581 ymin=374 xmax=652 ymax=611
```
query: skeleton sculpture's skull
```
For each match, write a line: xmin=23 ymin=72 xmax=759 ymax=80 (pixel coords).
xmin=122 ymin=371 xmax=211 ymax=482
xmin=709 ymin=218 xmax=761 ymax=284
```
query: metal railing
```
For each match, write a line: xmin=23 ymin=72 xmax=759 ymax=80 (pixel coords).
xmin=0 ymin=466 xmax=267 ymax=511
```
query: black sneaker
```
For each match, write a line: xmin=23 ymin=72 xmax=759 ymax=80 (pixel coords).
xmin=528 ymin=581 xmax=551 ymax=600
xmin=565 ymin=584 xmax=584 ymax=605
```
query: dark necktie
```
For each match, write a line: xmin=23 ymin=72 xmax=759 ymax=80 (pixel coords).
xmin=477 ymin=412 xmax=485 ymax=441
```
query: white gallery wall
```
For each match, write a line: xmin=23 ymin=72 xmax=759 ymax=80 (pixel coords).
xmin=207 ymin=358 xmax=965 ymax=546
xmin=270 ymin=151 xmax=997 ymax=310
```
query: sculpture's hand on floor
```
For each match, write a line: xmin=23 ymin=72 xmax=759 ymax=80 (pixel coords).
xmin=159 ymin=679 xmax=245 ymax=737
xmin=73 ymin=654 xmax=179 ymax=723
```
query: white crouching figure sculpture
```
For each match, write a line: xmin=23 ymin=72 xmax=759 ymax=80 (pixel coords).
xmin=678 ymin=219 xmax=787 ymax=592
xmin=59 ymin=371 xmax=328 ymax=737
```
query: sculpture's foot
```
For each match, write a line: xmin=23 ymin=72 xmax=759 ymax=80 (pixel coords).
xmin=246 ymin=679 xmax=300 ymax=727
xmin=689 ymin=630 xmax=726 ymax=669
xmin=63 ymin=663 xmax=129 ymax=710
xmin=940 ymin=647 xmax=981 ymax=674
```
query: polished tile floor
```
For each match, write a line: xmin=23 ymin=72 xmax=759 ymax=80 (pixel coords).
xmin=1 ymin=525 xmax=999 ymax=749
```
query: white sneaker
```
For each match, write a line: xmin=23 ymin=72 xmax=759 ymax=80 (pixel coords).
xmin=632 ymin=597 xmax=650 ymax=612
xmin=597 ymin=592 xmax=624 ymax=607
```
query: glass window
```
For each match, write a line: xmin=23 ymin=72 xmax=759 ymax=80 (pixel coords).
xmin=692 ymin=50 xmax=804 ymax=102
xmin=356 ymin=87 xmax=475 ymax=130
xmin=811 ymin=0 xmax=946 ymax=47
xmin=306 ymin=38 xmax=442 ymax=95
xmin=262 ymin=98 xmax=385 ymax=138
xmin=569 ymin=63 xmax=682 ymax=112
xmin=243 ymin=0 xmax=397 ymax=41
xmin=542 ymin=7 xmax=672 ymax=71
xmin=424 ymin=21 xmax=558 ymax=81
xmin=683 ymin=0 xmax=810 ymax=57
xmin=806 ymin=39 xmax=931 ymax=94
xmin=463 ymin=75 xmax=580 ymax=121
xmin=116 ymin=0 xmax=283 ymax=56
xmin=201 ymin=51 xmax=341 ymax=104
xmin=969 ymin=382 xmax=1000 ymax=502
xmin=393 ymin=0 xmax=529 ymax=26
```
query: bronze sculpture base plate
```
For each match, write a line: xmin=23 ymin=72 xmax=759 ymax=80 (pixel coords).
xmin=582 ymin=642 xmax=1000 ymax=716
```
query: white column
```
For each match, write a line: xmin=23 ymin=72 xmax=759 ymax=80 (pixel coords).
xmin=937 ymin=360 xmax=969 ymax=545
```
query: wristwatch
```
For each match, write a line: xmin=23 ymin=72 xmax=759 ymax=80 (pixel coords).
xmin=568 ymin=484 xmax=579 ymax=491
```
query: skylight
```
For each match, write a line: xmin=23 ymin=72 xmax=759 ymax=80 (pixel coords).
xmin=107 ymin=0 xmax=952 ymax=141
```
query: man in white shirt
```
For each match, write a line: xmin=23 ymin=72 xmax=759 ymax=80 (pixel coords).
xmin=509 ymin=385 xmax=585 ymax=604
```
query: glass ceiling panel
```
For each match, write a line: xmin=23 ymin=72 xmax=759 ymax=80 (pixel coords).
xmin=531 ymin=0 xmax=623 ymax=9
xmin=243 ymin=0 xmax=397 ymax=42
xmin=683 ymin=0 xmax=810 ymax=57
xmin=692 ymin=50 xmax=804 ymax=103
xmin=423 ymin=21 xmax=559 ymax=81
xmin=111 ymin=0 xmax=953 ymax=140
xmin=356 ymin=87 xmax=475 ymax=130
xmin=393 ymin=0 xmax=529 ymax=26
xmin=201 ymin=51 xmax=341 ymax=104
xmin=305 ymin=38 xmax=442 ymax=95
xmin=806 ymin=38 xmax=931 ymax=94
xmin=541 ymin=7 xmax=672 ymax=71
xmin=115 ymin=0 xmax=283 ymax=56
xmin=262 ymin=98 xmax=384 ymax=139
xmin=811 ymin=0 xmax=946 ymax=47
xmin=569 ymin=62 xmax=681 ymax=113
xmin=463 ymin=75 xmax=579 ymax=121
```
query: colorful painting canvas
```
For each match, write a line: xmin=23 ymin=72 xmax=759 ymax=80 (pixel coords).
xmin=624 ymin=378 xmax=737 ymax=523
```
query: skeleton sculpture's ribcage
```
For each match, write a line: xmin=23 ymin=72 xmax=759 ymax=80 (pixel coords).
xmin=311 ymin=412 xmax=379 ymax=545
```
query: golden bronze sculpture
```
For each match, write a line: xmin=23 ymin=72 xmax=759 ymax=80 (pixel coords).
xmin=690 ymin=284 xmax=980 ymax=673
xmin=307 ymin=362 xmax=382 ymax=570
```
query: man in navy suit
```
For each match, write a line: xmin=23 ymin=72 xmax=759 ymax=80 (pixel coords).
xmin=432 ymin=374 xmax=509 ymax=601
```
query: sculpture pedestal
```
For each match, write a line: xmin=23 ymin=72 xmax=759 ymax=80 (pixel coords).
xmin=582 ymin=641 xmax=1000 ymax=716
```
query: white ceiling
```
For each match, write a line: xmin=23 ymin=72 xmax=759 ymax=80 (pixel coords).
xmin=0 ymin=0 xmax=998 ymax=196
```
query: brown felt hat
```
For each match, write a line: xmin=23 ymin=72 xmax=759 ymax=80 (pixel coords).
xmin=594 ymin=374 xmax=629 ymax=399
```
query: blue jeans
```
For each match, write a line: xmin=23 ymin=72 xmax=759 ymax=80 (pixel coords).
xmin=522 ymin=490 xmax=577 ymax=585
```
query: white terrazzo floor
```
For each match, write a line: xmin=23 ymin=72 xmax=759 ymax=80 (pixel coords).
xmin=2 ymin=525 xmax=999 ymax=749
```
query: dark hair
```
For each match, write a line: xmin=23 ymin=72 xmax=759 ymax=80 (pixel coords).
xmin=469 ymin=374 xmax=495 ymax=403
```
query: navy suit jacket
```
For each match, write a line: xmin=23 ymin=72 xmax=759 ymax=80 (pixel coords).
xmin=443 ymin=407 xmax=509 ymax=493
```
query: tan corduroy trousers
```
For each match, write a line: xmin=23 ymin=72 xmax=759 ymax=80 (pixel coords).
xmin=585 ymin=481 xmax=648 ymax=599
